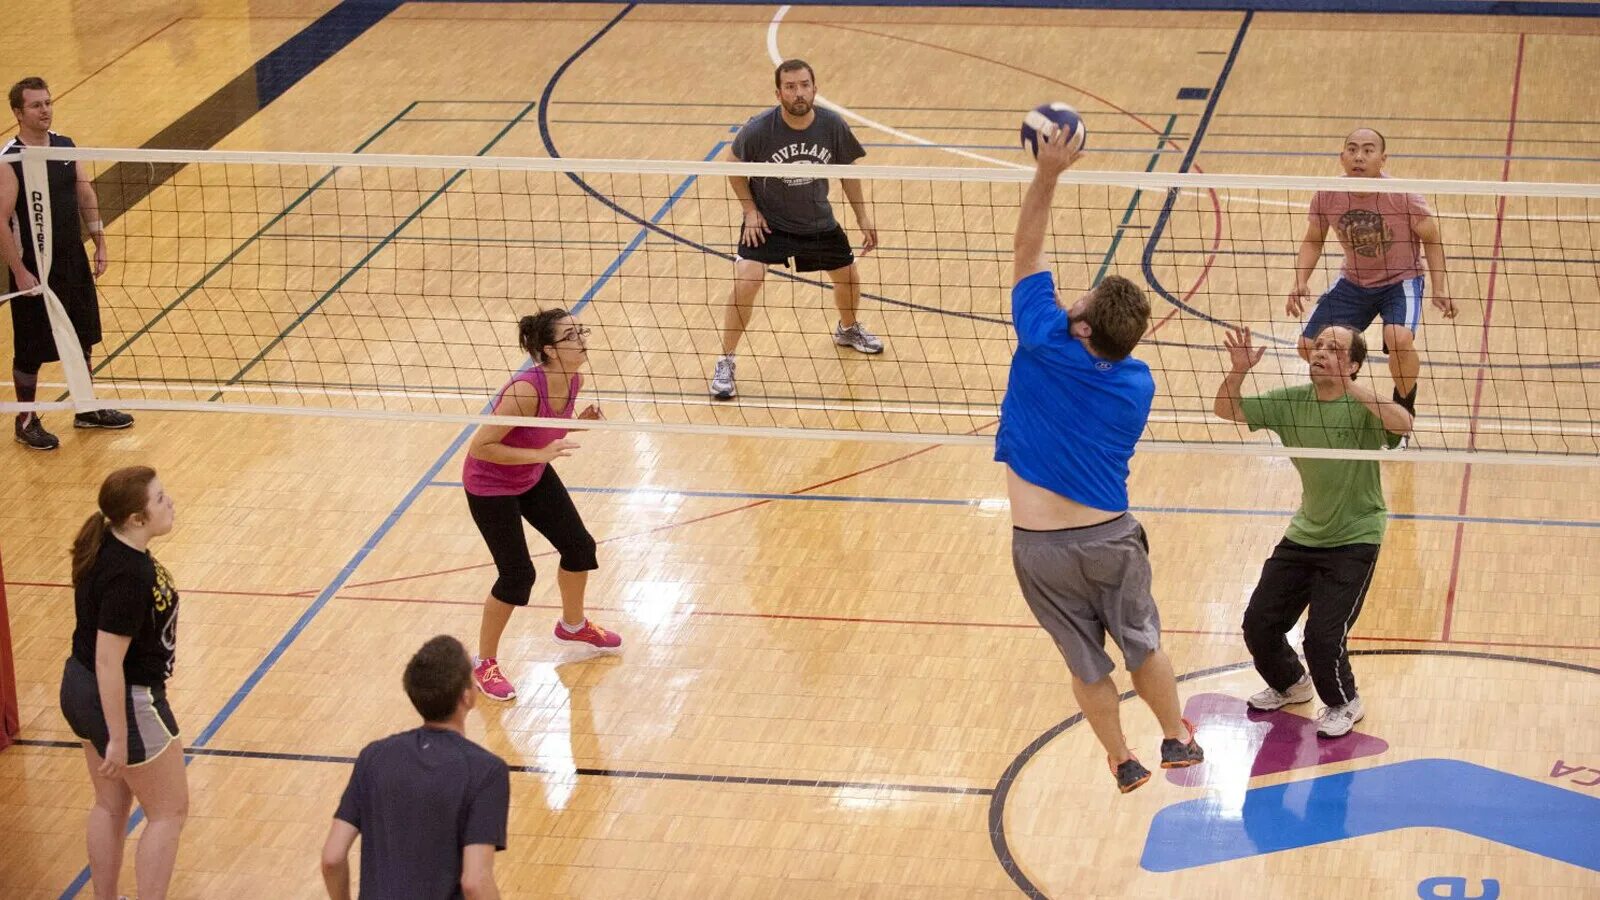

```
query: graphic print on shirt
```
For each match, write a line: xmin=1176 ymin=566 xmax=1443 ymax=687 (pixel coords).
xmin=152 ymin=558 xmax=179 ymax=677
xmin=768 ymin=143 xmax=834 ymax=186
xmin=1336 ymin=208 xmax=1391 ymax=259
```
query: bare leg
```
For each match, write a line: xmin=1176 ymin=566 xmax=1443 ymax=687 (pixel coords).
xmin=557 ymin=567 xmax=587 ymax=626
xmin=826 ymin=262 xmax=861 ymax=328
xmin=82 ymin=743 xmax=134 ymax=900
xmin=1128 ymin=648 xmax=1185 ymax=740
xmin=120 ymin=740 xmax=189 ymax=900
xmin=478 ymin=594 xmax=516 ymax=660
xmin=1384 ymin=324 xmax=1419 ymax=398
xmin=720 ymin=259 xmax=768 ymax=356
xmin=1071 ymin=674 xmax=1132 ymax=763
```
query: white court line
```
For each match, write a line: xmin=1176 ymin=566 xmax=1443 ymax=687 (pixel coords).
xmin=767 ymin=6 xmax=1029 ymax=171
xmin=26 ymin=379 xmax=1600 ymax=440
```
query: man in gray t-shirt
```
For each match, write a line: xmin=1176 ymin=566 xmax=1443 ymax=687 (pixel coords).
xmin=709 ymin=58 xmax=882 ymax=401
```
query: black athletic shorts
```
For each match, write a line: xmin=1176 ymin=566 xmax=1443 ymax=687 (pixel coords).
xmin=736 ymin=225 xmax=854 ymax=273
xmin=59 ymin=656 xmax=180 ymax=766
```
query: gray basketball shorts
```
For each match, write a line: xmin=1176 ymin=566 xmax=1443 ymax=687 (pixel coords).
xmin=1011 ymin=513 xmax=1162 ymax=684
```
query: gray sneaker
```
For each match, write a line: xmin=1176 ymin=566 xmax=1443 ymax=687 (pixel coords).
xmin=709 ymin=356 xmax=736 ymax=400
xmin=14 ymin=413 xmax=59 ymax=451
xmin=1247 ymin=674 xmax=1314 ymax=711
xmin=833 ymin=321 xmax=883 ymax=354
xmin=1316 ymin=697 xmax=1366 ymax=738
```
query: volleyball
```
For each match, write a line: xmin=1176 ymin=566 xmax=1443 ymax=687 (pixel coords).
xmin=1020 ymin=103 xmax=1087 ymax=158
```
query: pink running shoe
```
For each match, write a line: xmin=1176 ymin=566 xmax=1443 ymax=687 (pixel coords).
xmin=472 ymin=658 xmax=516 ymax=701
xmin=553 ymin=619 xmax=622 ymax=651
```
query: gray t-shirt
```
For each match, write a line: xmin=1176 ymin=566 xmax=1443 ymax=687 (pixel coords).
xmin=731 ymin=106 xmax=865 ymax=235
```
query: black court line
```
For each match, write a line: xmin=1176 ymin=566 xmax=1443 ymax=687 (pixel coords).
xmin=988 ymin=649 xmax=1600 ymax=899
xmin=10 ymin=738 xmax=990 ymax=797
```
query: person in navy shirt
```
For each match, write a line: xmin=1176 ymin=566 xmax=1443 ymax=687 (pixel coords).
xmin=997 ymin=126 xmax=1202 ymax=793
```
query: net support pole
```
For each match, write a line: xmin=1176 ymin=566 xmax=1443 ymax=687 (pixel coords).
xmin=19 ymin=148 xmax=94 ymax=404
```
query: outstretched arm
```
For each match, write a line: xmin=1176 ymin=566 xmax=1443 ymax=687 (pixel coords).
xmin=1012 ymin=127 xmax=1083 ymax=286
xmin=1214 ymin=327 xmax=1264 ymax=422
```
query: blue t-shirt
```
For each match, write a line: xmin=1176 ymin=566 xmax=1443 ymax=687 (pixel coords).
xmin=994 ymin=271 xmax=1154 ymax=512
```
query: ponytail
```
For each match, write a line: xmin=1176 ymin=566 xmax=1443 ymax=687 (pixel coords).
xmin=70 ymin=466 xmax=158 ymax=585
xmin=70 ymin=513 xmax=109 ymax=586
xmin=517 ymin=308 xmax=570 ymax=364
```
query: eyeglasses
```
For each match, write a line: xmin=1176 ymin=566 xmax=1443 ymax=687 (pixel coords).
xmin=556 ymin=325 xmax=592 ymax=343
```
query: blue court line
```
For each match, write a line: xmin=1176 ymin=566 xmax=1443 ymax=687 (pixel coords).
xmin=422 ymin=482 xmax=1600 ymax=530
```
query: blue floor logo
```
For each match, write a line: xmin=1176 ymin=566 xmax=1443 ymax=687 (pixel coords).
xmin=1141 ymin=758 xmax=1600 ymax=873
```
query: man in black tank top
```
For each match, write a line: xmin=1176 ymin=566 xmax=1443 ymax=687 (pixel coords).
xmin=0 ymin=77 xmax=133 ymax=452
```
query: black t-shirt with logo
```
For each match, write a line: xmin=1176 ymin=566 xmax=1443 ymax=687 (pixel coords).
xmin=72 ymin=534 xmax=180 ymax=687
xmin=731 ymin=106 xmax=865 ymax=235
xmin=335 ymin=727 xmax=511 ymax=899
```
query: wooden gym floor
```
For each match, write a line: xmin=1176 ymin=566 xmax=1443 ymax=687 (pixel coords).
xmin=1 ymin=2 xmax=1597 ymax=897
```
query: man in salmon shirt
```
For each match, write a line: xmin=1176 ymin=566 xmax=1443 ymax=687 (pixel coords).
xmin=1289 ymin=128 xmax=1458 ymax=445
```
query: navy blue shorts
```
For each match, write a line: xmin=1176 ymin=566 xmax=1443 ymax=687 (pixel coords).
xmin=1303 ymin=276 xmax=1424 ymax=340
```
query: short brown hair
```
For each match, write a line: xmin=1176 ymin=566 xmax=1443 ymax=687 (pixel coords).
xmin=9 ymin=77 xmax=48 ymax=111
xmin=403 ymin=635 xmax=472 ymax=722
xmin=1082 ymin=275 xmax=1150 ymax=360
xmin=774 ymin=59 xmax=815 ymax=89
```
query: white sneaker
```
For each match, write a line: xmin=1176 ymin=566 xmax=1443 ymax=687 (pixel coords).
xmin=1315 ymin=697 xmax=1366 ymax=738
xmin=1247 ymin=675 xmax=1315 ymax=711
xmin=709 ymin=356 xmax=736 ymax=400
xmin=833 ymin=320 xmax=884 ymax=354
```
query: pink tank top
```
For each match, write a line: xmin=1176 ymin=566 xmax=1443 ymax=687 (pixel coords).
xmin=462 ymin=367 xmax=580 ymax=496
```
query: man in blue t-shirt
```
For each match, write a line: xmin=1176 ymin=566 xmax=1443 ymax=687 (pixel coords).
xmin=997 ymin=126 xmax=1202 ymax=794
xmin=321 ymin=635 xmax=510 ymax=899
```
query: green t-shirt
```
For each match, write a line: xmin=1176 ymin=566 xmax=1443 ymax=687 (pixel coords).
xmin=1240 ymin=384 xmax=1400 ymax=547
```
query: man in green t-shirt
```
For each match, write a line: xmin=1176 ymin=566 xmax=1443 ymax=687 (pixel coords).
xmin=1213 ymin=324 xmax=1413 ymax=737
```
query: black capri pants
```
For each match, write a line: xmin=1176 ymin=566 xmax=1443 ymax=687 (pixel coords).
xmin=465 ymin=466 xmax=598 ymax=606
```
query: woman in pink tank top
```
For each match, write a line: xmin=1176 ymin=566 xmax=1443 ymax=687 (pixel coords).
xmin=462 ymin=309 xmax=621 ymax=702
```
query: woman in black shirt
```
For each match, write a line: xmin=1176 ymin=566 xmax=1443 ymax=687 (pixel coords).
xmin=59 ymin=465 xmax=186 ymax=900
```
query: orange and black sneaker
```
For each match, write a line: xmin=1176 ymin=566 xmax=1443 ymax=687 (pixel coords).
xmin=1111 ymin=754 xmax=1152 ymax=794
xmin=1160 ymin=717 xmax=1205 ymax=769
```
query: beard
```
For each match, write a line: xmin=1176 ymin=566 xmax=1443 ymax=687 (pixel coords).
xmin=783 ymin=99 xmax=811 ymax=116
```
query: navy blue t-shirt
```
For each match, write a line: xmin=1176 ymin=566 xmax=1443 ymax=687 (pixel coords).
xmin=994 ymin=271 xmax=1154 ymax=512
xmin=335 ymin=727 xmax=510 ymax=899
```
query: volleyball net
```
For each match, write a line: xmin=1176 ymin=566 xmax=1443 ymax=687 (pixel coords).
xmin=7 ymin=145 xmax=1600 ymax=464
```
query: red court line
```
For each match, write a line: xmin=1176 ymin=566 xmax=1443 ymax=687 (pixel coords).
xmin=338 ymin=422 xmax=999 ymax=591
xmin=1441 ymin=31 xmax=1526 ymax=643
xmin=8 ymin=577 xmax=1592 ymax=654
